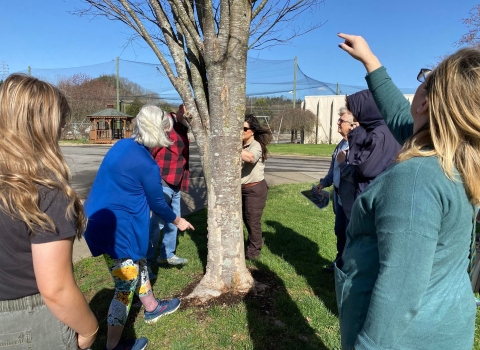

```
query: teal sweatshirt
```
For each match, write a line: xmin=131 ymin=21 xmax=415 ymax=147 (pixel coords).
xmin=334 ymin=67 xmax=476 ymax=350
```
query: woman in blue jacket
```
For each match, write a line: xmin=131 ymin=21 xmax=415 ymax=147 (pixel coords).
xmin=334 ymin=33 xmax=480 ymax=350
xmin=84 ymin=105 xmax=194 ymax=350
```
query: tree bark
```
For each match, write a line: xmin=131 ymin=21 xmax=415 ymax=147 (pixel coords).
xmin=76 ymin=0 xmax=323 ymax=302
xmin=187 ymin=0 xmax=254 ymax=300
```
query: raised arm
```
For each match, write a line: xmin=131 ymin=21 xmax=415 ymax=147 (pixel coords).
xmin=365 ymin=68 xmax=413 ymax=144
xmin=338 ymin=33 xmax=414 ymax=144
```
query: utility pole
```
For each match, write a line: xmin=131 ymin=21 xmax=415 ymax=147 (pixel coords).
xmin=116 ymin=57 xmax=120 ymax=111
xmin=293 ymin=57 xmax=297 ymax=109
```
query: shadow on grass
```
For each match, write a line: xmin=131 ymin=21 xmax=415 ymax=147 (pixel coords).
xmin=184 ymin=208 xmax=209 ymax=271
xmin=87 ymin=288 xmax=142 ymax=350
xmin=184 ymin=209 xmax=330 ymax=348
xmin=245 ymin=261 xmax=328 ymax=350
xmin=148 ymin=209 xmax=208 ymax=284
xmin=263 ymin=220 xmax=338 ymax=316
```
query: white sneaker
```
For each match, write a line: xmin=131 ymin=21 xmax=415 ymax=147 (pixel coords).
xmin=157 ymin=255 xmax=188 ymax=266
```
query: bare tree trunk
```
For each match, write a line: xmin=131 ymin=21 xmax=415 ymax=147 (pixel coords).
xmin=76 ymin=0 xmax=323 ymax=302
xmin=187 ymin=0 xmax=254 ymax=300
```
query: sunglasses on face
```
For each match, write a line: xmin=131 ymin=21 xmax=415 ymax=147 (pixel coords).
xmin=338 ymin=118 xmax=351 ymax=124
xmin=417 ymin=68 xmax=432 ymax=83
xmin=243 ymin=127 xmax=251 ymax=132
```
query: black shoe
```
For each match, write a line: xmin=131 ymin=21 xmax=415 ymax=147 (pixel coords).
xmin=322 ymin=263 xmax=334 ymax=273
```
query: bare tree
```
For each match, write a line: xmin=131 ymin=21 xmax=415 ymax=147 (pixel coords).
xmin=270 ymin=108 xmax=316 ymax=143
xmin=57 ymin=73 xmax=115 ymax=124
xmin=75 ymin=0 xmax=323 ymax=301
xmin=456 ymin=4 xmax=480 ymax=48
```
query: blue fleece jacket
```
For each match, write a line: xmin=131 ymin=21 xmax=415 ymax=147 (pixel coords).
xmin=84 ymin=138 xmax=176 ymax=261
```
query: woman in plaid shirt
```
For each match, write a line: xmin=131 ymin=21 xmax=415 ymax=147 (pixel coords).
xmin=147 ymin=104 xmax=191 ymax=278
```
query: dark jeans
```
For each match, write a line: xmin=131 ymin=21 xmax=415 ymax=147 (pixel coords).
xmin=242 ymin=179 xmax=268 ymax=259
xmin=334 ymin=199 xmax=349 ymax=263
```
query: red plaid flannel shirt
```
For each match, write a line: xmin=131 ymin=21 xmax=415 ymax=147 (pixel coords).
xmin=151 ymin=113 xmax=190 ymax=192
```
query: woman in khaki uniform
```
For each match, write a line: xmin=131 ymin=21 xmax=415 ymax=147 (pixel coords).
xmin=241 ymin=114 xmax=272 ymax=260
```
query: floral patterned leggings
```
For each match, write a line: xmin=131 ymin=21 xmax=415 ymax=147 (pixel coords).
xmin=104 ymin=255 xmax=152 ymax=327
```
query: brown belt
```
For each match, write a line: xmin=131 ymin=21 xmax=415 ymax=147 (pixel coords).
xmin=242 ymin=181 xmax=261 ymax=188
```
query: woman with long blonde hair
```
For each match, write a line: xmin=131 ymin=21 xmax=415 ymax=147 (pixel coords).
xmin=0 ymin=74 xmax=98 ymax=349
xmin=333 ymin=35 xmax=479 ymax=349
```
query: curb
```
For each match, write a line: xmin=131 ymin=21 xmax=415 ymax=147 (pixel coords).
xmin=60 ymin=143 xmax=113 ymax=147
xmin=270 ymin=154 xmax=331 ymax=160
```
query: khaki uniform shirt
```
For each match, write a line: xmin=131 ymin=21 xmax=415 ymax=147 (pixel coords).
xmin=241 ymin=139 xmax=265 ymax=185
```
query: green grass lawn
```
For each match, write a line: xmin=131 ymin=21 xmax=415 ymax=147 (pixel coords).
xmin=59 ymin=138 xmax=336 ymax=157
xmin=75 ymin=183 xmax=480 ymax=349
xmin=267 ymin=143 xmax=336 ymax=157
xmin=59 ymin=139 xmax=89 ymax=145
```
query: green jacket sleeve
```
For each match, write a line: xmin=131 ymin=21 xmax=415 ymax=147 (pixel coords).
xmin=365 ymin=67 xmax=414 ymax=145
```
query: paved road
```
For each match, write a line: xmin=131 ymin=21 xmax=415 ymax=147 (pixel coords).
xmin=62 ymin=143 xmax=331 ymax=199
xmin=62 ymin=143 xmax=331 ymax=262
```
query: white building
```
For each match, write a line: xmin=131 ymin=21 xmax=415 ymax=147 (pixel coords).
xmin=302 ymin=94 xmax=414 ymax=144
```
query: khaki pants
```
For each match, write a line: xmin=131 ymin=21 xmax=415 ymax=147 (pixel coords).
xmin=0 ymin=293 xmax=77 ymax=350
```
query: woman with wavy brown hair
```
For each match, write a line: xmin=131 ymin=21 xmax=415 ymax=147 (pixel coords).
xmin=0 ymin=74 xmax=98 ymax=349
xmin=241 ymin=114 xmax=272 ymax=260
xmin=333 ymin=34 xmax=480 ymax=350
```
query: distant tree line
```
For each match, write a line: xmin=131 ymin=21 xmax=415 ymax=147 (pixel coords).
xmin=56 ymin=73 xmax=174 ymax=139
xmin=246 ymin=96 xmax=316 ymax=143
xmin=56 ymin=74 xmax=316 ymax=142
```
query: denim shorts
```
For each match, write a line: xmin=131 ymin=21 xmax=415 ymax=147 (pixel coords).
xmin=0 ymin=293 xmax=77 ymax=349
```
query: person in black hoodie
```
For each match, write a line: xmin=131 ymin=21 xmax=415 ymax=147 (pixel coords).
xmin=322 ymin=90 xmax=400 ymax=272
xmin=343 ymin=89 xmax=401 ymax=199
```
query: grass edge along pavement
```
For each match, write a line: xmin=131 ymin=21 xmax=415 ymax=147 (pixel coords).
xmin=267 ymin=143 xmax=336 ymax=157
xmin=60 ymin=139 xmax=337 ymax=156
xmin=74 ymin=183 xmax=480 ymax=350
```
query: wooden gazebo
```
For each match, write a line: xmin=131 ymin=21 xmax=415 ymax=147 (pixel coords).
xmin=88 ymin=107 xmax=134 ymax=144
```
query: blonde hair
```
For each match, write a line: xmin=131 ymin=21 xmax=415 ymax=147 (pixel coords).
xmin=0 ymin=74 xmax=86 ymax=237
xmin=132 ymin=105 xmax=173 ymax=148
xmin=397 ymin=48 xmax=480 ymax=205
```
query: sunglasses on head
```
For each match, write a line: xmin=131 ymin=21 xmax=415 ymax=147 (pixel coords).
xmin=417 ymin=68 xmax=432 ymax=83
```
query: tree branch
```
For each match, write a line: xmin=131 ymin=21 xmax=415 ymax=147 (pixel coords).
xmin=115 ymin=0 xmax=182 ymax=90
xmin=456 ymin=4 xmax=480 ymax=48
xmin=249 ymin=0 xmax=324 ymax=50
xmin=168 ymin=0 xmax=205 ymax=54
xmin=252 ymin=0 xmax=268 ymax=20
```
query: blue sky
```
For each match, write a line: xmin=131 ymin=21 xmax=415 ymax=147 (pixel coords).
xmin=0 ymin=0 xmax=477 ymax=92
